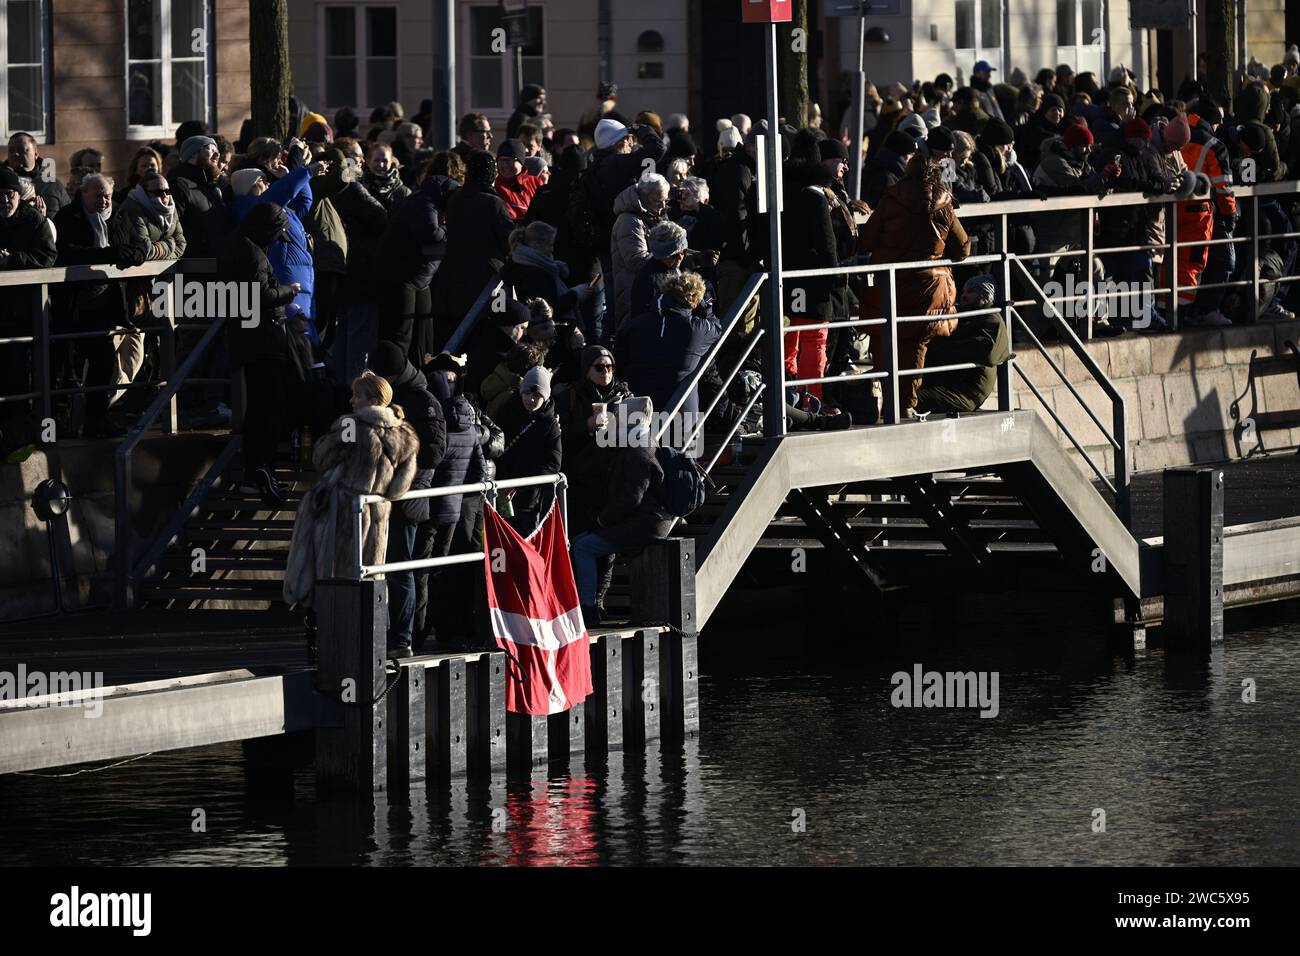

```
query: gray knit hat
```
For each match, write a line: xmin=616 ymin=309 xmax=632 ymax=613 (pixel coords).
xmin=647 ymin=221 xmax=688 ymax=259
xmin=179 ymin=135 xmax=217 ymax=164
xmin=521 ymin=364 xmax=552 ymax=400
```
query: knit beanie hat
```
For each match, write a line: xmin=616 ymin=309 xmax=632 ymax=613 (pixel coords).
xmin=980 ymin=118 xmax=1016 ymax=146
xmin=370 ymin=340 xmax=408 ymax=378
xmin=522 ymin=156 xmax=547 ymax=177
xmin=817 ymin=138 xmax=849 ymax=162
xmin=581 ymin=345 xmax=614 ymax=375
xmin=179 ymin=135 xmax=216 ymax=164
xmin=497 ymin=139 xmax=527 ymax=160
xmin=926 ymin=126 xmax=955 ymax=152
xmin=717 ymin=119 xmax=743 ymax=150
xmin=963 ymin=274 xmax=997 ymax=305
xmin=0 ymin=167 xmax=21 ymax=191
xmin=595 ymin=118 xmax=629 ymax=150
xmin=883 ymin=130 xmax=919 ymax=156
xmin=1062 ymin=124 xmax=1094 ymax=149
xmin=231 ymin=168 xmax=268 ymax=196
xmin=897 ymin=113 xmax=929 ymax=140
xmin=1123 ymin=117 xmax=1151 ymax=141
xmin=492 ymin=297 xmax=532 ymax=328
xmin=1043 ymin=93 xmax=1066 ymax=111
xmin=1161 ymin=112 xmax=1191 ymax=150
xmin=521 ymin=364 xmax=552 ymax=400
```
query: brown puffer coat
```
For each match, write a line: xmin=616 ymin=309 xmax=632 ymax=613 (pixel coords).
xmin=283 ymin=403 xmax=421 ymax=607
xmin=856 ymin=172 xmax=970 ymax=334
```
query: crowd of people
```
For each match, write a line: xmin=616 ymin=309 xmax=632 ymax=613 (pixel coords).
xmin=3 ymin=55 xmax=1299 ymax=654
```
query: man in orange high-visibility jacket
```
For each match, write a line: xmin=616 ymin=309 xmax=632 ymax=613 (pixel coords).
xmin=1157 ymin=112 xmax=1213 ymax=316
xmin=1183 ymin=103 xmax=1238 ymax=325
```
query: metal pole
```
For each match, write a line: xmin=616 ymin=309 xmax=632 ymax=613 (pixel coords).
xmin=441 ymin=0 xmax=457 ymax=149
xmin=1251 ymin=194 xmax=1260 ymax=317
xmin=1169 ymin=202 xmax=1179 ymax=329
xmin=762 ymin=21 xmax=787 ymax=439
xmin=850 ymin=10 xmax=865 ymax=202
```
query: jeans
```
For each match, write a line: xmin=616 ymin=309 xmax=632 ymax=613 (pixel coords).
xmin=326 ymin=299 xmax=378 ymax=385
xmin=571 ymin=531 xmax=621 ymax=607
xmin=385 ymin=518 xmax=419 ymax=649
xmin=413 ymin=520 xmax=457 ymax=644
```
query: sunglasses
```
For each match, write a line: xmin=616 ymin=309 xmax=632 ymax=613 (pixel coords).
xmin=592 ymin=363 xmax=614 ymax=370
xmin=148 ymin=188 xmax=172 ymax=197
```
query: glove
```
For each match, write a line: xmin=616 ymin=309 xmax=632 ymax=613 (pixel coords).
xmin=567 ymin=326 xmax=586 ymax=350
xmin=1102 ymin=162 xmax=1121 ymax=181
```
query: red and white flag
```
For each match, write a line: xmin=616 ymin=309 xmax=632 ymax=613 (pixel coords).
xmin=483 ymin=502 xmax=593 ymax=715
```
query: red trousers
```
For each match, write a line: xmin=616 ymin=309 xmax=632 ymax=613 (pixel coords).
xmin=784 ymin=316 xmax=828 ymax=398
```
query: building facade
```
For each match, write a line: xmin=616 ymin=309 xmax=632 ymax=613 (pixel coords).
xmin=0 ymin=0 xmax=250 ymax=182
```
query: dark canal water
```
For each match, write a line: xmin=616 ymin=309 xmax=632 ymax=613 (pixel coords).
xmin=3 ymin=597 xmax=1298 ymax=866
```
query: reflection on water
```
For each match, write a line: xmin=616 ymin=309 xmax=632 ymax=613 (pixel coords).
xmin=2 ymin=609 xmax=1298 ymax=866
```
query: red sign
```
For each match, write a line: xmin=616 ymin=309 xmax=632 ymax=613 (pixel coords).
xmin=742 ymin=0 xmax=793 ymax=23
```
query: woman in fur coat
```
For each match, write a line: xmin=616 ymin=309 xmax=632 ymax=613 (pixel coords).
xmin=283 ymin=370 xmax=422 ymax=607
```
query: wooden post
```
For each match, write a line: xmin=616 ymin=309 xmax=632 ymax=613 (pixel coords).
xmin=432 ymin=658 xmax=468 ymax=779
xmin=391 ymin=662 xmax=430 ymax=785
xmin=506 ymin=712 xmax=549 ymax=774
xmin=662 ymin=631 xmax=700 ymax=740
xmin=466 ymin=653 xmax=507 ymax=775
xmin=629 ymin=538 xmax=696 ymax=634
xmin=1162 ymin=468 xmax=1225 ymax=646
xmin=584 ymin=634 xmax=624 ymax=757
xmin=548 ymin=703 xmax=584 ymax=764
xmin=315 ymin=579 xmax=389 ymax=792
xmin=622 ymin=629 xmax=662 ymax=748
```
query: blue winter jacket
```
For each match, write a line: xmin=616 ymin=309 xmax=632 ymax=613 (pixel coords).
xmin=232 ymin=166 xmax=315 ymax=335
xmin=427 ymin=368 xmax=485 ymax=525
xmin=614 ymin=293 xmax=722 ymax=418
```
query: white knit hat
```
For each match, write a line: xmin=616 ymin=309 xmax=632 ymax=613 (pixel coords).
xmin=595 ymin=118 xmax=629 ymax=150
xmin=717 ymin=119 xmax=743 ymax=150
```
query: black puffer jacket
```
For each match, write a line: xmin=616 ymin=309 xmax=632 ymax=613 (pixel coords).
xmin=387 ymin=359 xmax=448 ymax=524
xmin=426 ymin=368 xmax=483 ymax=525
xmin=7 ymin=163 xmax=70 ymax=219
xmin=171 ymin=161 xmax=232 ymax=258
xmin=595 ymin=443 xmax=674 ymax=551
xmin=217 ymin=202 xmax=296 ymax=369
xmin=378 ymin=174 xmax=454 ymax=289
xmin=313 ymin=177 xmax=388 ymax=289
xmin=493 ymin=392 xmax=562 ymax=514
xmin=780 ymin=158 xmax=839 ymax=322
xmin=701 ymin=150 xmax=756 ymax=265
xmin=438 ymin=183 xmax=514 ymax=321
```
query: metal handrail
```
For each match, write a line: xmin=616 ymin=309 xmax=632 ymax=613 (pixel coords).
xmin=355 ymin=473 xmax=567 ymax=578
xmin=655 ymin=272 xmax=766 ymax=443
xmin=443 ymin=272 xmax=504 ymax=355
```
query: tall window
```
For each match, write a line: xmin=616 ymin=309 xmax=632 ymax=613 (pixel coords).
xmin=954 ymin=0 xmax=1002 ymax=80
xmin=125 ymin=0 xmax=212 ymax=135
xmin=321 ymin=6 xmax=397 ymax=111
xmin=0 ymin=0 xmax=50 ymax=139
xmin=466 ymin=4 xmax=545 ymax=113
xmin=1056 ymin=0 xmax=1104 ymax=78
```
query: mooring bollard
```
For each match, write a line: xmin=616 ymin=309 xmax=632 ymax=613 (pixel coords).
xmin=314 ymin=579 xmax=388 ymax=793
xmin=629 ymin=538 xmax=697 ymax=633
xmin=1162 ymin=467 xmax=1225 ymax=646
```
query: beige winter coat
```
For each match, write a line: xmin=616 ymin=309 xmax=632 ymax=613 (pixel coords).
xmin=282 ymin=404 xmax=421 ymax=607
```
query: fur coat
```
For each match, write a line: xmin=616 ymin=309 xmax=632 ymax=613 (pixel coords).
xmin=283 ymin=404 xmax=421 ymax=607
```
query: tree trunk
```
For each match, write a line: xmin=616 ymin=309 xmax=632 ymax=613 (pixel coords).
xmin=249 ymin=0 xmax=293 ymax=141
xmin=1205 ymin=0 xmax=1233 ymax=114
xmin=779 ymin=0 xmax=810 ymax=129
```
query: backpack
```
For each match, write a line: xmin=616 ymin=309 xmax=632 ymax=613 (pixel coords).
xmin=656 ymin=445 xmax=706 ymax=518
xmin=305 ymin=195 xmax=348 ymax=275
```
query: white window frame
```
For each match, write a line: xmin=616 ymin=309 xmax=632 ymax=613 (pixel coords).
xmin=1055 ymin=0 xmax=1106 ymax=79
xmin=461 ymin=3 xmax=546 ymax=117
xmin=0 ymin=0 xmax=52 ymax=141
xmin=124 ymin=0 xmax=214 ymax=139
xmin=316 ymin=4 xmax=400 ymax=113
xmin=953 ymin=0 xmax=1003 ymax=81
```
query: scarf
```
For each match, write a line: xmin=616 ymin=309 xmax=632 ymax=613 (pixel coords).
xmin=128 ymin=184 xmax=176 ymax=231
xmin=364 ymin=166 xmax=404 ymax=198
xmin=87 ymin=204 xmax=111 ymax=249
xmin=511 ymin=242 xmax=569 ymax=298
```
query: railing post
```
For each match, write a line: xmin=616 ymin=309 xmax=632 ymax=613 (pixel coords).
xmin=1168 ymin=201 xmax=1179 ymax=329
xmin=31 ymin=283 xmax=51 ymax=427
xmin=1113 ymin=398 xmax=1130 ymax=528
xmin=1251 ymin=194 xmax=1261 ymax=319
xmin=882 ymin=272 xmax=899 ymax=424
xmin=160 ymin=272 xmax=178 ymax=434
xmin=1162 ymin=468 xmax=1224 ymax=647
xmin=760 ymin=21 xmax=787 ymax=441
xmin=1085 ymin=207 xmax=1095 ymax=339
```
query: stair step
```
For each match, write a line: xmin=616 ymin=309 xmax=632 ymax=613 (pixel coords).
xmin=202 ymin=498 xmax=302 ymax=512
xmin=143 ymin=577 xmax=284 ymax=592
xmin=187 ymin=519 xmax=298 ymax=530
xmin=161 ymin=556 xmax=288 ymax=571
xmin=174 ymin=529 xmax=295 ymax=541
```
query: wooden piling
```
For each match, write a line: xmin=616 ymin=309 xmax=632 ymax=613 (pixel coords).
xmin=432 ymin=657 xmax=469 ymax=779
xmin=467 ymin=653 xmax=508 ymax=774
xmin=623 ymin=629 xmax=662 ymax=747
xmin=584 ymin=634 xmax=625 ymax=757
xmin=1162 ymin=467 xmax=1225 ymax=646
xmin=630 ymin=538 xmax=697 ymax=634
xmin=314 ymin=579 xmax=388 ymax=793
